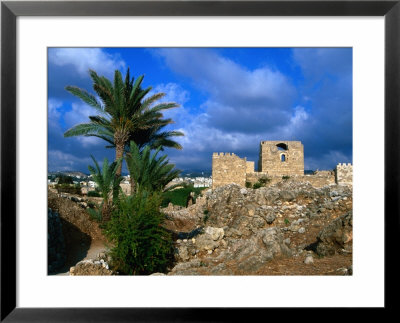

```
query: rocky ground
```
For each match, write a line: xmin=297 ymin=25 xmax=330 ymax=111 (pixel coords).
xmin=48 ymin=189 xmax=110 ymax=275
xmin=48 ymin=179 xmax=352 ymax=276
xmin=162 ymin=180 xmax=353 ymax=275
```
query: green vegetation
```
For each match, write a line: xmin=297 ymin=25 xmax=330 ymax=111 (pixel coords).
xmin=57 ymin=174 xmax=74 ymax=184
xmin=245 ymin=181 xmax=252 ymax=188
xmin=125 ymin=141 xmax=180 ymax=194
xmin=284 ymin=218 xmax=290 ymax=225
xmin=87 ymin=156 xmax=122 ymax=222
xmin=253 ymin=176 xmax=271 ymax=189
xmin=282 ymin=175 xmax=290 ymax=180
xmin=64 ymin=68 xmax=183 ymax=179
xmin=87 ymin=190 xmax=101 ymax=197
xmin=252 ymin=182 xmax=262 ymax=189
xmin=104 ymin=191 xmax=174 ymax=275
xmin=55 ymin=183 xmax=81 ymax=195
xmin=161 ymin=185 xmax=206 ymax=208
xmin=203 ymin=210 xmax=210 ymax=224
xmin=63 ymin=67 xmax=186 ymax=275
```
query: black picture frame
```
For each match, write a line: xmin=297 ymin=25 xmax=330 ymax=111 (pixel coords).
xmin=1 ymin=0 xmax=399 ymax=321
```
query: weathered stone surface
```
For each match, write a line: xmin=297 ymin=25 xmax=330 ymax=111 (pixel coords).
xmin=304 ymin=255 xmax=314 ymax=264
xmin=335 ymin=163 xmax=353 ymax=186
xmin=48 ymin=208 xmax=66 ymax=273
xmin=69 ymin=259 xmax=114 ymax=275
xmin=212 ymin=141 xmax=351 ymax=190
xmin=205 ymin=227 xmax=224 ymax=241
xmin=164 ymin=178 xmax=352 ymax=275
xmin=316 ymin=211 xmax=353 ymax=256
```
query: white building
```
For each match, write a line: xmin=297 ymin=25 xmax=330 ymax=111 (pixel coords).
xmin=88 ymin=181 xmax=97 ymax=188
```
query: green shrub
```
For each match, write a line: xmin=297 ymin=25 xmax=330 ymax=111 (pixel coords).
xmin=104 ymin=191 xmax=174 ymax=275
xmin=282 ymin=175 xmax=290 ymax=180
xmin=253 ymin=176 xmax=271 ymax=189
xmin=245 ymin=181 xmax=252 ymax=188
xmin=87 ymin=205 xmax=102 ymax=222
xmin=253 ymin=182 xmax=262 ymax=189
xmin=284 ymin=218 xmax=290 ymax=225
xmin=87 ymin=190 xmax=101 ymax=197
xmin=203 ymin=210 xmax=210 ymax=224
xmin=55 ymin=183 xmax=81 ymax=195
xmin=161 ymin=186 xmax=206 ymax=208
xmin=57 ymin=174 xmax=74 ymax=185
xmin=259 ymin=176 xmax=271 ymax=185
xmin=87 ymin=201 xmax=96 ymax=209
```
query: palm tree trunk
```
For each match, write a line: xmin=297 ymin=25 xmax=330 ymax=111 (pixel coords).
xmin=115 ymin=143 xmax=124 ymax=177
xmin=130 ymin=172 xmax=136 ymax=195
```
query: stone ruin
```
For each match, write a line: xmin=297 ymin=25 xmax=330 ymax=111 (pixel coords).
xmin=212 ymin=140 xmax=352 ymax=189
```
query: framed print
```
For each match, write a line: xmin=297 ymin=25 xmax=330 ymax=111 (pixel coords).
xmin=1 ymin=0 xmax=399 ymax=321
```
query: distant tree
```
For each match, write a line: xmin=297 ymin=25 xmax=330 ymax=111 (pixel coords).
xmin=57 ymin=174 xmax=74 ymax=185
xmin=64 ymin=68 xmax=184 ymax=178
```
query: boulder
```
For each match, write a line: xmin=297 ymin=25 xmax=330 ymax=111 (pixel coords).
xmin=69 ymin=259 xmax=114 ymax=276
xmin=316 ymin=211 xmax=353 ymax=256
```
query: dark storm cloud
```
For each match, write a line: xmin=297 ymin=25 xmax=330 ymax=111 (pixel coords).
xmin=48 ymin=48 xmax=352 ymax=173
xmin=291 ymin=48 xmax=353 ymax=169
xmin=156 ymin=48 xmax=296 ymax=134
xmin=155 ymin=48 xmax=352 ymax=171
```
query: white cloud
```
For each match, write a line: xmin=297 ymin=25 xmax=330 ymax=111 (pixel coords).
xmin=48 ymin=48 xmax=125 ymax=77
xmin=48 ymin=98 xmax=63 ymax=129
xmin=62 ymin=102 xmax=109 ymax=147
xmin=63 ymin=102 xmax=98 ymax=128
xmin=156 ymin=48 xmax=295 ymax=134
xmin=48 ymin=150 xmax=92 ymax=171
xmin=152 ymin=83 xmax=190 ymax=106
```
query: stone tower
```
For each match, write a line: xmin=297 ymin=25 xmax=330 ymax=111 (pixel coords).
xmin=258 ymin=141 xmax=304 ymax=176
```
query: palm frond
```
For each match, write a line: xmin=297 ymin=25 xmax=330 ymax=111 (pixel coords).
xmin=65 ymin=86 xmax=105 ymax=115
xmin=64 ymin=123 xmax=106 ymax=137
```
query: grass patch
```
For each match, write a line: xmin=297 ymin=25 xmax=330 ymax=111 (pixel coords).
xmin=161 ymin=186 xmax=207 ymax=208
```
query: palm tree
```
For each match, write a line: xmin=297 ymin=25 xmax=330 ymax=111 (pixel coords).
xmin=64 ymin=68 xmax=184 ymax=177
xmin=125 ymin=141 xmax=180 ymax=194
xmin=87 ymin=156 xmax=123 ymax=222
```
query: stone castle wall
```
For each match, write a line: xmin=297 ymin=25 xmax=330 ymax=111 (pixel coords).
xmin=258 ymin=141 xmax=304 ymax=175
xmin=212 ymin=153 xmax=247 ymax=189
xmin=244 ymin=172 xmax=335 ymax=188
xmin=335 ymin=163 xmax=353 ymax=185
xmin=211 ymin=140 xmax=350 ymax=189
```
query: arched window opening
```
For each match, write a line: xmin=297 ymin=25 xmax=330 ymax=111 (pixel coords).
xmin=276 ymin=143 xmax=288 ymax=151
xmin=281 ymin=154 xmax=286 ymax=162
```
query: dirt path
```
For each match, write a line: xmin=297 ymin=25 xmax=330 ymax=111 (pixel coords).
xmin=54 ymin=238 xmax=108 ymax=276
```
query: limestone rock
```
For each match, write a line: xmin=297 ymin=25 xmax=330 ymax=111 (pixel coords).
xmin=204 ymin=226 xmax=224 ymax=241
xmin=316 ymin=211 xmax=353 ymax=256
xmin=69 ymin=259 xmax=114 ymax=276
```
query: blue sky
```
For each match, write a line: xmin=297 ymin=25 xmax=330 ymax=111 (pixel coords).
xmin=48 ymin=47 xmax=352 ymax=174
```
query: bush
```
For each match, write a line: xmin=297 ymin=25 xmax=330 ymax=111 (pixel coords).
xmin=57 ymin=174 xmax=74 ymax=185
xmin=282 ymin=175 xmax=290 ymax=180
xmin=161 ymin=186 xmax=206 ymax=208
xmin=259 ymin=176 xmax=271 ymax=185
xmin=87 ymin=190 xmax=101 ymax=197
xmin=55 ymin=183 xmax=81 ymax=195
xmin=253 ymin=176 xmax=271 ymax=189
xmin=252 ymin=182 xmax=262 ymax=189
xmin=245 ymin=181 xmax=252 ymax=188
xmin=104 ymin=191 xmax=174 ymax=275
xmin=203 ymin=210 xmax=210 ymax=224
